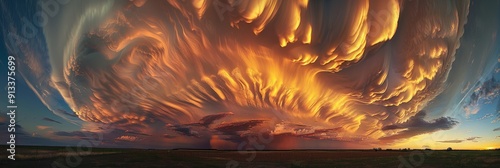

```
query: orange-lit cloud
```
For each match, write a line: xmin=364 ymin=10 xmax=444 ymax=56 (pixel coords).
xmin=32 ymin=0 xmax=471 ymax=148
xmin=36 ymin=125 xmax=51 ymax=130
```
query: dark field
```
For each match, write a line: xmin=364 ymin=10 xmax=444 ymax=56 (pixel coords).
xmin=1 ymin=146 xmax=499 ymax=168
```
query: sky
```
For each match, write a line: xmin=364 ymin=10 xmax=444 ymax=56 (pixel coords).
xmin=0 ymin=0 xmax=499 ymax=150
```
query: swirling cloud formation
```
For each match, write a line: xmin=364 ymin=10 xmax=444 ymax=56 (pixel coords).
xmin=37 ymin=0 xmax=469 ymax=148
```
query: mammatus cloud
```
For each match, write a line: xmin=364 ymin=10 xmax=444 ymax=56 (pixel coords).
xmin=6 ymin=0 xmax=470 ymax=148
xmin=379 ymin=110 xmax=459 ymax=142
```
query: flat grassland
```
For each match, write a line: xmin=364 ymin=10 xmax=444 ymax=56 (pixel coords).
xmin=1 ymin=146 xmax=499 ymax=167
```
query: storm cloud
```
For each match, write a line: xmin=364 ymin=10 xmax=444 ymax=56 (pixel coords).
xmin=4 ymin=0 xmax=473 ymax=148
xmin=379 ymin=110 xmax=459 ymax=142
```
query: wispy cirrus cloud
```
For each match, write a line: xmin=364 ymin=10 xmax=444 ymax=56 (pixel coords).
xmin=42 ymin=117 xmax=62 ymax=124
xmin=464 ymin=76 xmax=500 ymax=117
